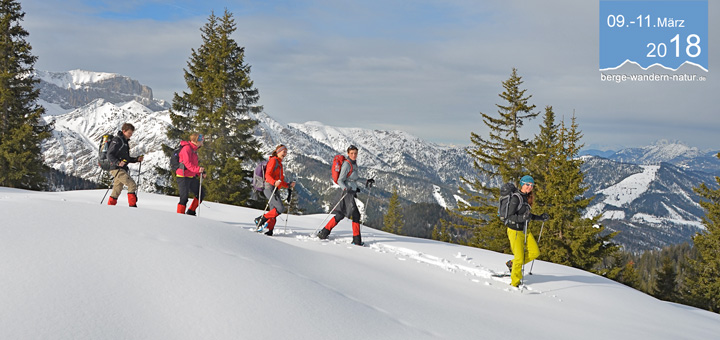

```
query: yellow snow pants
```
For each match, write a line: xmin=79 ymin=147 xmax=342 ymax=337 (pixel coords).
xmin=507 ymin=227 xmax=540 ymax=287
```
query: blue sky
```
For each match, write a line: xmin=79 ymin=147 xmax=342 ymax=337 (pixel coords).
xmin=21 ymin=0 xmax=720 ymax=150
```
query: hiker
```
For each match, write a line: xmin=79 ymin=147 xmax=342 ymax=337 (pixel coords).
xmin=505 ymin=175 xmax=549 ymax=287
xmin=106 ymin=123 xmax=144 ymax=207
xmin=318 ymin=145 xmax=375 ymax=245
xmin=254 ymin=144 xmax=295 ymax=236
xmin=176 ymin=133 xmax=206 ymax=216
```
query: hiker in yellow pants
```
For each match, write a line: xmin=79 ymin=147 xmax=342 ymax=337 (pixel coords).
xmin=504 ymin=175 xmax=549 ymax=287
xmin=508 ymin=228 xmax=540 ymax=287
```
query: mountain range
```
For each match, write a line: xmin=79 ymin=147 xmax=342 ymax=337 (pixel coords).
xmin=35 ymin=70 xmax=719 ymax=252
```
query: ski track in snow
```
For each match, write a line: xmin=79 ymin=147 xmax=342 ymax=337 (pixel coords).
xmin=263 ymin=226 xmax=562 ymax=301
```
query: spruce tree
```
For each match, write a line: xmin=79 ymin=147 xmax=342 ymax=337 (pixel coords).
xmin=536 ymin=114 xmax=617 ymax=270
xmin=0 ymin=0 xmax=52 ymax=190
xmin=449 ymin=68 xmax=538 ymax=252
xmin=383 ymin=186 xmax=404 ymax=234
xmin=686 ymin=152 xmax=720 ymax=312
xmin=653 ymin=256 xmax=679 ymax=302
xmin=163 ymin=10 xmax=262 ymax=205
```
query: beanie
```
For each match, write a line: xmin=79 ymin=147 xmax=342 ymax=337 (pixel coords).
xmin=519 ymin=175 xmax=535 ymax=186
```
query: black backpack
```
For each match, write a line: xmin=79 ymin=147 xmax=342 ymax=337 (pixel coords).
xmin=169 ymin=144 xmax=186 ymax=171
xmin=97 ymin=133 xmax=116 ymax=171
xmin=498 ymin=182 xmax=523 ymax=224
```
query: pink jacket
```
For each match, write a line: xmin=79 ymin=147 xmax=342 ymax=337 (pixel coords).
xmin=176 ymin=141 xmax=202 ymax=177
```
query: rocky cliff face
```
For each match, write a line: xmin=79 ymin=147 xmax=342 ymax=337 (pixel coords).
xmin=35 ymin=70 xmax=168 ymax=112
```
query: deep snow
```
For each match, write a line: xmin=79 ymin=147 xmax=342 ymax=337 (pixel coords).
xmin=1 ymin=187 xmax=718 ymax=339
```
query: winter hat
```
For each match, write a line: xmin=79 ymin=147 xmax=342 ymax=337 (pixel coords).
xmin=519 ymin=175 xmax=535 ymax=186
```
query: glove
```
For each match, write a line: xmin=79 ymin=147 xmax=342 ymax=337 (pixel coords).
xmin=521 ymin=210 xmax=531 ymax=222
xmin=366 ymin=178 xmax=375 ymax=188
xmin=355 ymin=187 xmax=362 ymax=194
xmin=540 ymin=213 xmax=550 ymax=221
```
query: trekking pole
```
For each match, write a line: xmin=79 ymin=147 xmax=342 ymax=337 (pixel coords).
xmin=284 ymin=188 xmax=293 ymax=234
xmin=520 ymin=221 xmax=529 ymax=288
xmin=528 ymin=221 xmax=545 ymax=275
xmin=100 ymin=173 xmax=114 ymax=204
xmin=256 ymin=185 xmax=278 ymax=230
xmin=197 ymin=172 xmax=203 ymax=217
xmin=360 ymin=186 xmax=373 ymax=238
xmin=314 ymin=192 xmax=348 ymax=235
xmin=137 ymin=161 xmax=142 ymax=195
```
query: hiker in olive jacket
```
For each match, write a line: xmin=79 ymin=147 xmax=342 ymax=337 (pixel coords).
xmin=106 ymin=123 xmax=144 ymax=207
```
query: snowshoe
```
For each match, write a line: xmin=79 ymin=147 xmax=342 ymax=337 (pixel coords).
xmin=254 ymin=215 xmax=268 ymax=231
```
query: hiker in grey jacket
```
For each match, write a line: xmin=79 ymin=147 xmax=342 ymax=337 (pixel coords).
xmin=318 ymin=145 xmax=375 ymax=245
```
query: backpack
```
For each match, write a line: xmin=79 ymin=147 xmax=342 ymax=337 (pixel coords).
xmin=498 ymin=182 xmax=523 ymax=224
xmin=252 ymin=160 xmax=269 ymax=192
xmin=97 ymin=133 xmax=115 ymax=171
xmin=169 ymin=145 xmax=186 ymax=171
xmin=331 ymin=154 xmax=353 ymax=184
xmin=252 ymin=157 xmax=281 ymax=192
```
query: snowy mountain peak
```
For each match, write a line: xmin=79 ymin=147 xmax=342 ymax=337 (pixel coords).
xmin=35 ymin=69 xmax=122 ymax=89
xmin=35 ymin=69 xmax=169 ymax=112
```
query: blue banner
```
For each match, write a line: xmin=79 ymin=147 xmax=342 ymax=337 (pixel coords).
xmin=599 ymin=1 xmax=708 ymax=71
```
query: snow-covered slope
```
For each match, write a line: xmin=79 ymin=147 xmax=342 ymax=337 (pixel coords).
xmin=1 ymin=187 xmax=718 ymax=339
xmin=582 ymin=158 xmax=713 ymax=251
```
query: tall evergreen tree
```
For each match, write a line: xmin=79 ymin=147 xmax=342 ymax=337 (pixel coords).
xmin=383 ymin=186 xmax=404 ymax=234
xmin=0 ymin=0 xmax=52 ymax=189
xmin=535 ymin=114 xmax=618 ymax=270
xmin=162 ymin=10 xmax=262 ymax=205
xmin=686 ymin=152 xmax=720 ymax=312
xmin=449 ymin=68 xmax=539 ymax=252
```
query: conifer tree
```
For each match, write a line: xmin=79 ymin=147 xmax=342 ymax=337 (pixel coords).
xmin=620 ymin=260 xmax=641 ymax=289
xmin=535 ymin=114 xmax=618 ymax=270
xmin=383 ymin=186 xmax=404 ymax=234
xmin=162 ymin=10 xmax=262 ymax=205
xmin=0 ymin=0 xmax=52 ymax=190
xmin=449 ymin=68 xmax=538 ymax=252
xmin=653 ymin=256 xmax=679 ymax=302
xmin=686 ymin=152 xmax=720 ymax=312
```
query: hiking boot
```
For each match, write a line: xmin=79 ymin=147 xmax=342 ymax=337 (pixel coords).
xmin=128 ymin=193 xmax=137 ymax=207
xmin=506 ymin=260 xmax=513 ymax=272
xmin=264 ymin=229 xmax=273 ymax=236
xmin=317 ymin=228 xmax=331 ymax=240
xmin=186 ymin=209 xmax=196 ymax=216
xmin=351 ymin=235 xmax=364 ymax=246
xmin=254 ymin=215 xmax=268 ymax=228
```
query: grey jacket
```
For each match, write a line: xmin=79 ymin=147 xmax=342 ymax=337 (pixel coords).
xmin=337 ymin=158 xmax=364 ymax=192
